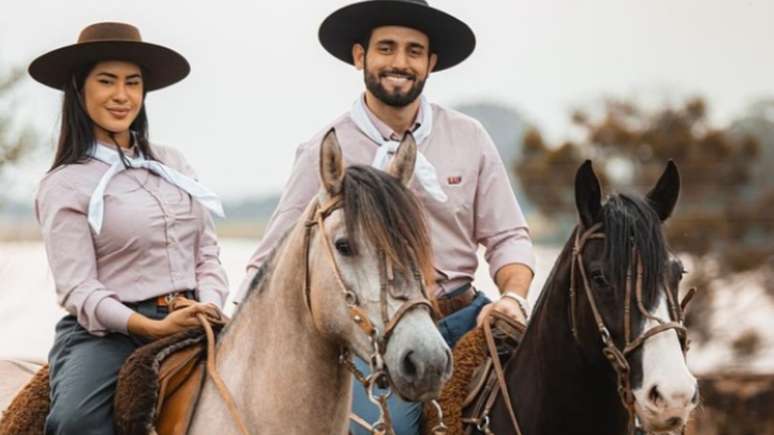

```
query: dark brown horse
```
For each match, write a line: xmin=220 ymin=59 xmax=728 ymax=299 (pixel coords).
xmin=486 ymin=161 xmax=698 ymax=435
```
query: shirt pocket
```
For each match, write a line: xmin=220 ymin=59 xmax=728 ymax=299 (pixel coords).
xmin=439 ymin=167 xmax=477 ymax=213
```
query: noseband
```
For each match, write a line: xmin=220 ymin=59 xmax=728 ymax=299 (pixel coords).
xmin=303 ymin=196 xmax=446 ymax=435
xmin=569 ymin=223 xmax=693 ymax=434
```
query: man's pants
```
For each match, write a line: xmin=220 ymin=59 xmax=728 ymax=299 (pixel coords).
xmin=45 ymin=301 xmax=167 ymax=435
xmin=350 ymin=290 xmax=491 ymax=435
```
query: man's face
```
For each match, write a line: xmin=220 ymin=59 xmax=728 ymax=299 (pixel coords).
xmin=353 ymin=26 xmax=438 ymax=108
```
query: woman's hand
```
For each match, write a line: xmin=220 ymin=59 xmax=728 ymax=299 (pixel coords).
xmin=128 ymin=302 xmax=224 ymax=340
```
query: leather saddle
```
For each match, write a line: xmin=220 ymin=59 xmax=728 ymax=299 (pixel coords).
xmin=114 ymin=326 xmax=216 ymax=435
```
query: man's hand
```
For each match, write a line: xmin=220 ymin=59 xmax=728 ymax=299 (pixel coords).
xmin=476 ymin=295 xmax=528 ymax=327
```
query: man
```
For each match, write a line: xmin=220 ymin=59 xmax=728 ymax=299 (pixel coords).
xmin=237 ymin=1 xmax=536 ymax=433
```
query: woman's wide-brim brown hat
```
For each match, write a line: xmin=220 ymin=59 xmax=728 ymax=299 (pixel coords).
xmin=29 ymin=22 xmax=190 ymax=92
xmin=319 ymin=0 xmax=476 ymax=72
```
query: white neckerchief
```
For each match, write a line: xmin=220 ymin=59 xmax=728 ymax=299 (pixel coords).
xmin=350 ymin=95 xmax=447 ymax=202
xmin=87 ymin=144 xmax=225 ymax=234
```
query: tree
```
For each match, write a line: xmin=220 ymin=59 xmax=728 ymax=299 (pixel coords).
xmin=0 ymin=67 xmax=37 ymax=181
xmin=516 ymin=97 xmax=773 ymax=345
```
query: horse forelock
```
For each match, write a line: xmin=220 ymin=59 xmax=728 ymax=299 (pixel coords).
xmin=602 ymin=193 xmax=669 ymax=311
xmin=341 ymin=165 xmax=435 ymax=288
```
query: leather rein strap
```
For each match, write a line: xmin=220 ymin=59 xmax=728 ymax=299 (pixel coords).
xmin=168 ymin=297 xmax=250 ymax=435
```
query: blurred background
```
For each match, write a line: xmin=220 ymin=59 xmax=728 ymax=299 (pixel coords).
xmin=1 ymin=1 xmax=772 ymax=432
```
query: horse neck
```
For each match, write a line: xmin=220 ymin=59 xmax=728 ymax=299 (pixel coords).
xmin=493 ymin=241 xmax=629 ymax=435
xmin=191 ymin=214 xmax=352 ymax=434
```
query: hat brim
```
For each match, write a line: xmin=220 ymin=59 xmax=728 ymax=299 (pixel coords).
xmin=29 ymin=40 xmax=190 ymax=92
xmin=319 ymin=1 xmax=476 ymax=72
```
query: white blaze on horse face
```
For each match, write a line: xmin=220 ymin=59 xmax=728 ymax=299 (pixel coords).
xmin=633 ymin=293 xmax=697 ymax=432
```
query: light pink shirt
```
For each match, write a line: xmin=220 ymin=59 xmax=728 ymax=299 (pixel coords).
xmin=239 ymin=101 xmax=535 ymax=301
xmin=35 ymin=145 xmax=229 ymax=336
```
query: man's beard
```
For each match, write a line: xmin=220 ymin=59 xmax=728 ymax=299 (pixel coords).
xmin=364 ymin=65 xmax=427 ymax=108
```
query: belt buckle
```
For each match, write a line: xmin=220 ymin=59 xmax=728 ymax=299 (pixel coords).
xmin=164 ymin=292 xmax=180 ymax=306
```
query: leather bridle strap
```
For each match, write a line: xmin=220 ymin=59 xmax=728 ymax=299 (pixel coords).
xmin=569 ymin=223 xmax=691 ymax=434
xmin=305 ymin=196 xmax=439 ymax=434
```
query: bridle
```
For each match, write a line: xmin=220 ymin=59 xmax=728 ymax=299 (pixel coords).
xmin=569 ymin=222 xmax=694 ymax=435
xmin=486 ymin=222 xmax=696 ymax=435
xmin=303 ymin=196 xmax=448 ymax=435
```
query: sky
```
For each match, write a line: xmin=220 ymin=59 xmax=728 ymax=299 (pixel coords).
xmin=1 ymin=0 xmax=773 ymax=202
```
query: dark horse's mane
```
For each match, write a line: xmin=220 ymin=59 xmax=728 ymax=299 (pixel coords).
xmin=242 ymin=164 xmax=434 ymax=303
xmin=532 ymin=192 xmax=669 ymax=316
xmin=602 ymin=193 xmax=669 ymax=309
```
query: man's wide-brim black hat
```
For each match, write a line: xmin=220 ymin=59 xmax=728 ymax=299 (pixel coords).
xmin=318 ymin=0 xmax=476 ymax=72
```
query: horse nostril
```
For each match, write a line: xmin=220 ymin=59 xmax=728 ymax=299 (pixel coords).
xmin=648 ymin=385 xmax=663 ymax=405
xmin=666 ymin=417 xmax=683 ymax=429
xmin=401 ymin=350 xmax=418 ymax=379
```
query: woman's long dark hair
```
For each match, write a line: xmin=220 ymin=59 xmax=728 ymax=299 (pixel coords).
xmin=49 ymin=63 xmax=158 ymax=171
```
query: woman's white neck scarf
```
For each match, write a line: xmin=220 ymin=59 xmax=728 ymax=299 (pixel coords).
xmin=350 ymin=95 xmax=447 ymax=202
xmin=87 ymin=144 xmax=225 ymax=234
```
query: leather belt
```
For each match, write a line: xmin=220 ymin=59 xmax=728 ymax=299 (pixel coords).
xmin=436 ymin=284 xmax=476 ymax=318
xmin=155 ymin=290 xmax=196 ymax=309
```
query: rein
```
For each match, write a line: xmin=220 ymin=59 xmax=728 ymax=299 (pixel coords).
xmin=569 ymin=223 xmax=691 ymax=435
xmin=303 ymin=196 xmax=448 ymax=435
xmin=168 ymin=297 xmax=251 ymax=435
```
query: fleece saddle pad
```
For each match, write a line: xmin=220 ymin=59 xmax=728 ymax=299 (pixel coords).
xmin=422 ymin=317 xmax=525 ymax=435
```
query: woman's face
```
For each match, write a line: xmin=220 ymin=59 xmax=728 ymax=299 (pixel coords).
xmin=82 ymin=60 xmax=144 ymax=138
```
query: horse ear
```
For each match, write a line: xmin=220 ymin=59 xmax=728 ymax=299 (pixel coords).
xmin=646 ymin=160 xmax=680 ymax=221
xmin=575 ymin=160 xmax=603 ymax=229
xmin=387 ymin=132 xmax=417 ymax=187
xmin=319 ymin=129 xmax=345 ymax=196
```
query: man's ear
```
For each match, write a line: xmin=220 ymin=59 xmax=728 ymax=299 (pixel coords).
xmin=428 ymin=52 xmax=438 ymax=74
xmin=352 ymin=43 xmax=366 ymax=71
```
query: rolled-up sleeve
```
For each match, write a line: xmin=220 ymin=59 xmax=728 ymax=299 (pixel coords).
xmin=236 ymin=141 xmax=321 ymax=304
xmin=472 ymin=124 xmax=536 ymax=279
xmin=36 ymin=180 xmax=134 ymax=336
xmin=195 ymin=208 xmax=229 ymax=307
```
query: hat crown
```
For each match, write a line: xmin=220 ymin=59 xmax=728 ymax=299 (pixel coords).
xmin=77 ymin=22 xmax=142 ymax=44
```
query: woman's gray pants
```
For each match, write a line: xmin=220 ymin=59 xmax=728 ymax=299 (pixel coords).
xmin=45 ymin=301 xmax=167 ymax=435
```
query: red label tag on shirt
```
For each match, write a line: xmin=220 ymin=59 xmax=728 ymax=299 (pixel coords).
xmin=447 ymin=176 xmax=462 ymax=185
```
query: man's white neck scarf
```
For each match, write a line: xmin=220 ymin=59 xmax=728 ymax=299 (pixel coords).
xmin=87 ymin=144 xmax=225 ymax=234
xmin=350 ymin=95 xmax=447 ymax=202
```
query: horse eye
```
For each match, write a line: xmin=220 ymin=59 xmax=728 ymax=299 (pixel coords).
xmin=334 ymin=239 xmax=353 ymax=256
xmin=591 ymin=269 xmax=609 ymax=287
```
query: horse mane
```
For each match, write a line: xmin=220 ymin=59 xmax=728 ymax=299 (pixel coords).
xmin=341 ymin=165 xmax=435 ymax=287
xmin=530 ymin=193 xmax=669 ymax=318
xmin=239 ymin=164 xmax=434 ymax=307
xmin=602 ymin=193 xmax=669 ymax=309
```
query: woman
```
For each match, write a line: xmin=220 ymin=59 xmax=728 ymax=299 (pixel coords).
xmin=29 ymin=22 xmax=229 ymax=434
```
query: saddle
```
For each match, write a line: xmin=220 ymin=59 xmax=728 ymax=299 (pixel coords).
xmin=114 ymin=325 xmax=216 ymax=435
xmin=0 ymin=323 xmax=221 ymax=435
xmin=423 ymin=311 xmax=525 ymax=435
